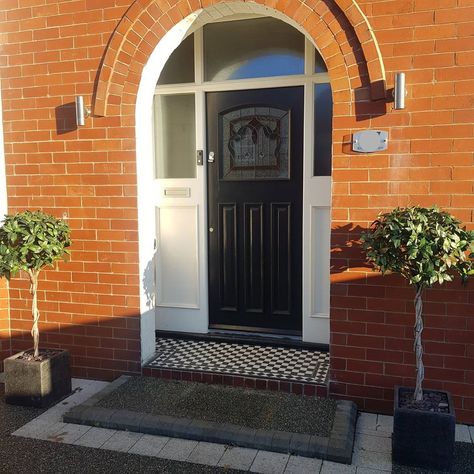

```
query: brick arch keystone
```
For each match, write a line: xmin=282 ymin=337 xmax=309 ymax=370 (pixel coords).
xmin=93 ymin=0 xmax=386 ymax=117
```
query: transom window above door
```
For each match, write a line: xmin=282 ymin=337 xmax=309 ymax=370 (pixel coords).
xmin=154 ymin=16 xmax=332 ymax=179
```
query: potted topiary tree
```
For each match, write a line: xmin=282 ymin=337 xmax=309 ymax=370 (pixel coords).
xmin=0 ymin=210 xmax=72 ymax=407
xmin=361 ymin=206 xmax=474 ymax=471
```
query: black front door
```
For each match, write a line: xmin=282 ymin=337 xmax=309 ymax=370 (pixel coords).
xmin=207 ymin=87 xmax=303 ymax=334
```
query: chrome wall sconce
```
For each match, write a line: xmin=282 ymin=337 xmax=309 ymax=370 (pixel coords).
xmin=75 ymin=96 xmax=91 ymax=126
xmin=393 ymin=72 xmax=407 ymax=110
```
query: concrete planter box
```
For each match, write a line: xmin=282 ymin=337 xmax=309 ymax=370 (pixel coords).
xmin=4 ymin=349 xmax=72 ymax=408
xmin=392 ymin=386 xmax=455 ymax=471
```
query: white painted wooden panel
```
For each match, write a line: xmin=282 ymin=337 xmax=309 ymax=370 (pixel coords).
xmin=156 ymin=206 xmax=199 ymax=308
xmin=311 ymin=206 xmax=331 ymax=316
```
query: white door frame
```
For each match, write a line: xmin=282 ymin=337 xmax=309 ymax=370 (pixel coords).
xmin=136 ymin=7 xmax=331 ymax=364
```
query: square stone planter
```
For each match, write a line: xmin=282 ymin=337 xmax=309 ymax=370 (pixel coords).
xmin=4 ymin=349 xmax=72 ymax=408
xmin=392 ymin=386 xmax=455 ymax=471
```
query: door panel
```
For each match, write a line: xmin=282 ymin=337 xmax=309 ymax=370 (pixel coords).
xmin=207 ymin=87 xmax=303 ymax=333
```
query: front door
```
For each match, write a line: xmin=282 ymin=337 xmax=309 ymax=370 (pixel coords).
xmin=207 ymin=87 xmax=303 ymax=334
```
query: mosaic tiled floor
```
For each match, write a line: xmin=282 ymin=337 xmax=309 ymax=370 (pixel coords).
xmin=147 ymin=337 xmax=330 ymax=385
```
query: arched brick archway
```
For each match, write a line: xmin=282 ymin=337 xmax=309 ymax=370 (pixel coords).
xmin=93 ymin=0 xmax=386 ymax=118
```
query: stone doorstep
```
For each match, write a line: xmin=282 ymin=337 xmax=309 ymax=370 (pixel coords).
xmin=63 ymin=376 xmax=356 ymax=464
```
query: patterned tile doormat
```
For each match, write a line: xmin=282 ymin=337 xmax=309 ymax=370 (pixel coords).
xmin=146 ymin=337 xmax=330 ymax=385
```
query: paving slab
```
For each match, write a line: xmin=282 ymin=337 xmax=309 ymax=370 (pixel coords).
xmin=354 ymin=433 xmax=392 ymax=453
xmin=376 ymin=415 xmax=393 ymax=434
xmin=356 ymin=413 xmax=377 ymax=433
xmin=250 ymin=450 xmax=289 ymax=474
xmin=469 ymin=426 xmax=474 ymax=443
xmin=187 ymin=441 xmax=227 ymax=466
xmin=217 ymin=446 xmax=258 ymax=470
xmin=44 ymin=422 xmax=91 ymax=444
xmin=100 ymin=430 xmax=143 ymax=452
xmin=321 ymin=460 xmax=357 ymax=473
xmin=284 ymin=454 xmax=323 ymax=473
xmin=356 ymin=468 xmax=391 ymax=474
xmin=13 ymin=419 xmax=58 ymax=438
xmin=74 ymin=427 xmax=117 ymax=448
xmin=128 ymin=433 xmax=170 ymax=457
xmin=158 ymin=437 xmax=199 ymax=461
xmin=456 ymin=424 xmax=472 ymax=443
xmin=352 ymin=448 xmax=392 ymax=471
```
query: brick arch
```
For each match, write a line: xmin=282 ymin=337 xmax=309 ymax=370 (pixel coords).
xmin=93 ymin=0 xmax=386 ymax=117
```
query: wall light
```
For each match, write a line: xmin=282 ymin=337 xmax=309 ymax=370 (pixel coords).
xmin=393 ymin=72 xmax=407 ymax=110
xmin=75 ymin=96 xmax=91 ymax=126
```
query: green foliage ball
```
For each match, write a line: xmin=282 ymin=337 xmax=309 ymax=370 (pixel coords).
xmin=0 ymin=210 xmax=71 ymax=280
xmin=361 ymin=206 xmax=474 ymax=288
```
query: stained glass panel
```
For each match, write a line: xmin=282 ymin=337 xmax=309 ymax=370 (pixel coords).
xmin=220 ymin=106 xmax=290 ymax=181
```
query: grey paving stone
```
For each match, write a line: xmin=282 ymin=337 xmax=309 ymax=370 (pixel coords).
xmin=74 ymin=427 xmax=117 ymax=448
xmin=284 ymin=455 xmax=322 ymax=474
xmin=44 ymin=422 xmax=91 ymax=444
xmin=354 ymin=433 xmax=392 ymax=453
xmin=321 ymin=461 xmax=356 ymax=473
xmin=356 ymin=468 xmax=391 ymax=474
xmin=187 ymin=441 xmax=226 ymax=466
xmin=376 ymin=415 xmax=393 ymax=434
xmin=355 ymin=428 xmax=391 ymax=439
xmin=128 ymin=433 xmax=170 ymax=457
xmin=158 ymin=437 xmax=198 ymax=461
xmin=356 ymin=413 xmax=377 ymax=433
xmin=469 ymin=426 xmax=474 ymax=443
xmin=13 ymin=419 xmax=58 ymax=438
xmin=100 ymin=430 xmax=143 ymax=452
xmin=218 ymin=446 xmax=258 ymax=471
xmin=35 ymin=406 xmax=66 ymax=423
xmin=352 ymin=448 xmax=392 ymax=471
xmin=250 ymin=450 xmax=289 ymax=474
xmin=456 ymin=424 xmax=472 ymax=443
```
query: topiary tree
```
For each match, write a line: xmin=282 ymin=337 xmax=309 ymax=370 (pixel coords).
xmin=0 ymin=210 xmax=71 ymax=359
xmin=361 ymin=206 xmax=474 ymax=401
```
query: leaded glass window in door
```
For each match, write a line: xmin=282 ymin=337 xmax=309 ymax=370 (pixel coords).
xmin=219 ymin=105 xmax=290 ymax=181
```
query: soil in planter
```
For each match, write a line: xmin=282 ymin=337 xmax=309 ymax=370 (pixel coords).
xmin=18 ymin=349 xmax=63 ymax=362
xmin=399 ymin=389 xmax=450 ymax=414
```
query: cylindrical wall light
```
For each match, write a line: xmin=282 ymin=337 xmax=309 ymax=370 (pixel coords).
xmin=75 ymin=96 xmax=91 ymax=126
xmin=394 ymin=72 xmax=406 ymax=110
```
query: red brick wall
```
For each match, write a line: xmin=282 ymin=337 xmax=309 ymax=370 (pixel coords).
xmin=0 ymin=0 xmax=141 ymax=380
xmin=330 ymin=0 xmax=474 ymax=424
xmin=1 ymin=0 xmax=473 ymax=421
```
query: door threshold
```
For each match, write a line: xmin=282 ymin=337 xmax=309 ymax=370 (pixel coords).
xmin=155 ymin=329 xmax=329 ymax=352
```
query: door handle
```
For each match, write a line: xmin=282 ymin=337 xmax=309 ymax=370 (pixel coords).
xmin=208 ymin=151 xmax=215 ymax=163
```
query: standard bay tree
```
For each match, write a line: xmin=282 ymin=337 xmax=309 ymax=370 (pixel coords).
xmin=361 ymin=206 xmax=474 ymax=401
xmin=0 ymin=210 xmax=71 ymax=358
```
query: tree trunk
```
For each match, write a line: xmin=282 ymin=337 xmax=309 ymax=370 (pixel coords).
xmin=28 ymin=270 xmax=40 ymax=359
xmin=414 ymin=285 xmax=424 ymax=401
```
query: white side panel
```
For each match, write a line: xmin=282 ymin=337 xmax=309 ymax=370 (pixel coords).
xmin=136 ymin=13 xmax=205 ymax=363
xmin=156 ymin=206 xmax=199 ymax=308
xmin=302 ymin=82 xmax=331 ymax=345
